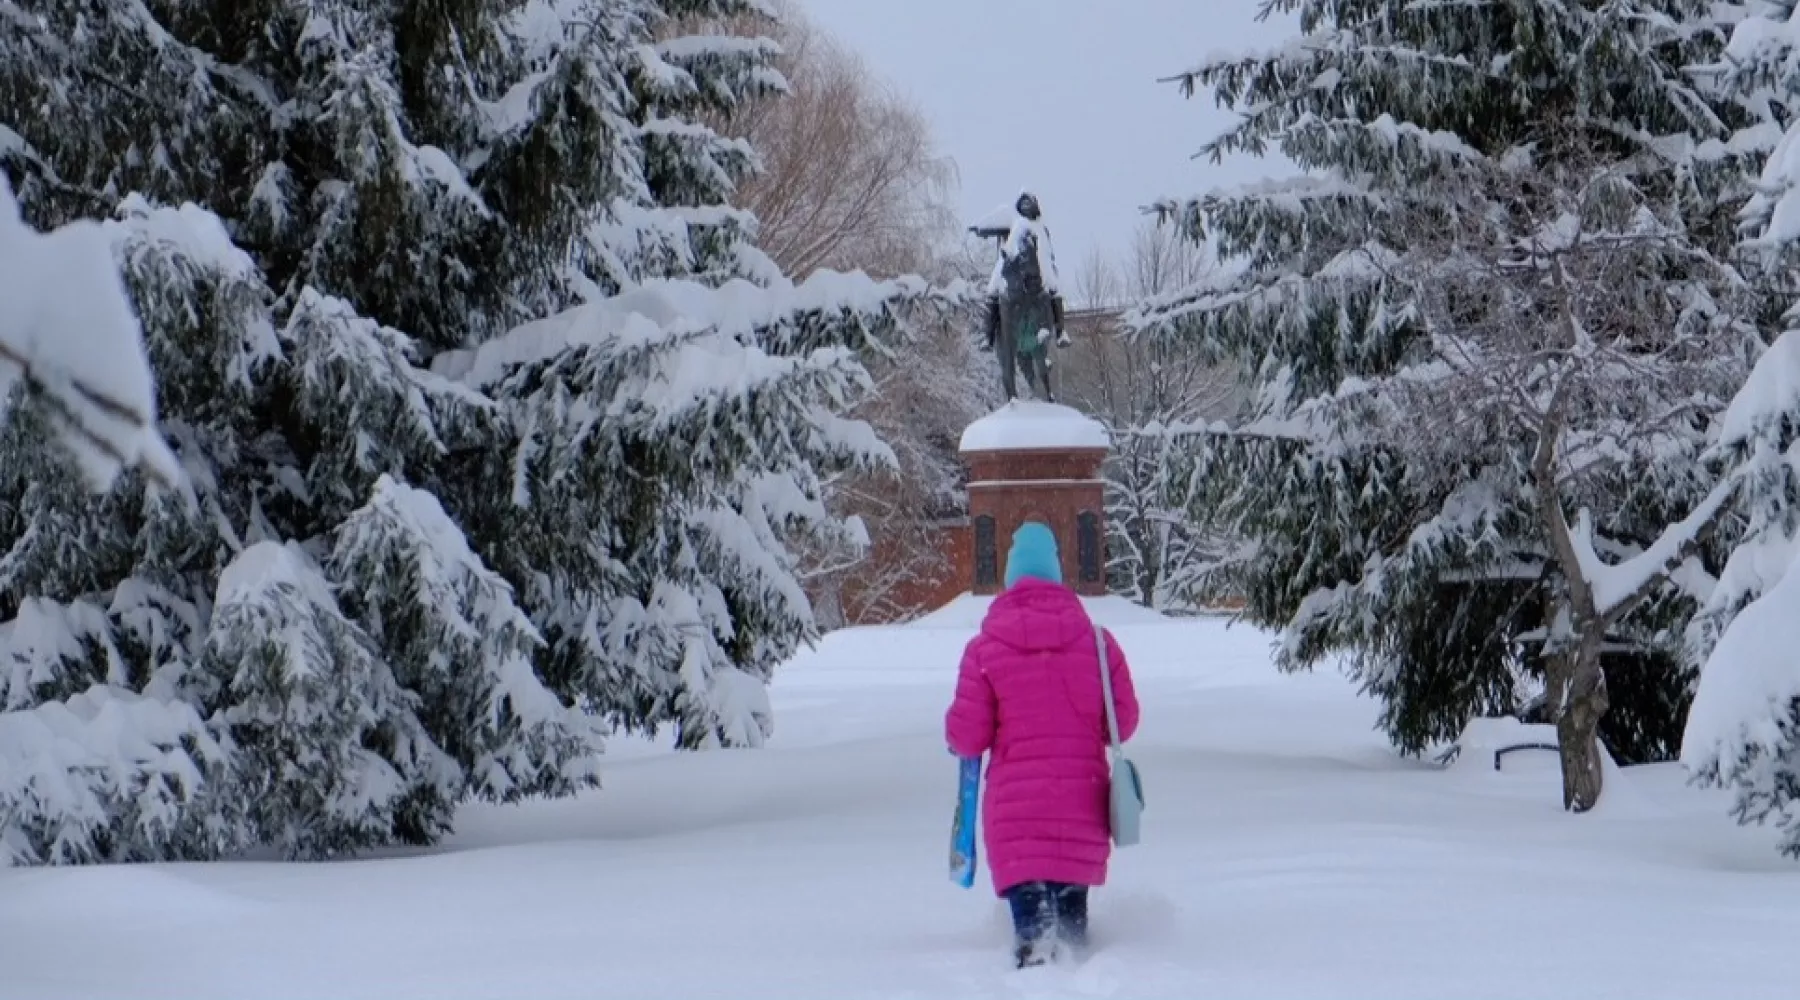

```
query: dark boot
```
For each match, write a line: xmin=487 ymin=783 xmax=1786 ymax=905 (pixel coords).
xmin=1052 ymin=884 xmax=1089 ymax=954
xmin=1005 ymin=881 xmax=1058 ymax=968
xmin=1013 ymin=940 xmax=1051 ymax=969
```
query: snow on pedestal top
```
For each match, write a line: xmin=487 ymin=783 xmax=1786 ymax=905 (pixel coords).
xmin=958 ymin=400 xmax=1109 ymax=453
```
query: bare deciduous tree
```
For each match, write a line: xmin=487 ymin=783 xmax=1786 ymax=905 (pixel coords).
xmin=803 ymin=294 xmax=995 ymax=625
xmin=706 ymin=1 xmax=958 ymax=280
xmin=687 ymin=3 xmax=981 ymax=625
xmin=1368 ymin=135 xmax=1750 ymax=812
xmin=1059 ymin=220 xmax=1242 ymax=609
xmin=1073 ymin=245 xmax=1122 ymax=311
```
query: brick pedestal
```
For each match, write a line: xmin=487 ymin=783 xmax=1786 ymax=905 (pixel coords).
xmin=958 ymin=403 xmax=1110 ymax=596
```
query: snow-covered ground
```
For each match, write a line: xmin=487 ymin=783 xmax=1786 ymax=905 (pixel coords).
xmin=4 ymin=597 xmax=1797 ymax=1000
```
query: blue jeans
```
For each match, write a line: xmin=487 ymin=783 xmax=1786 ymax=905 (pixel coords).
xmin=1006 ymin=881 xmax=1088 ymax=949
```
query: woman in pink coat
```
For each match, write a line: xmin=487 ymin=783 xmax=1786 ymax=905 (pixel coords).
xmin=944 ymin=521 xmax=1140 ymax=968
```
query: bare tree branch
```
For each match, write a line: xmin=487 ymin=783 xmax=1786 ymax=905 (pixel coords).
xmin=701 ymin=0 xmax=958 ymax=280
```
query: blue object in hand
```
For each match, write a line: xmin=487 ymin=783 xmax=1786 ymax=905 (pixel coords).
xmin=949 ymin=755 xmax=981 ymax=888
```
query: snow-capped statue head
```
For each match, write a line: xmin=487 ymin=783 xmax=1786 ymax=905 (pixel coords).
xmin=986 ymin=193 xmax=1059 ymax=300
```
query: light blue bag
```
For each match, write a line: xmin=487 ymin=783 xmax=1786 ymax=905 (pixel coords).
xmin=1096 ymin=626 xmax=1144 ymax=847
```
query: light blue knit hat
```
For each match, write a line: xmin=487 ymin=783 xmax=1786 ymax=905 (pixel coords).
xmin=1003 ymin=521 xmax=1062 ymax=588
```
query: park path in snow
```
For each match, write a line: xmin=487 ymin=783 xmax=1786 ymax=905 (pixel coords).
xmin=2 ymin=597 xmax=1796 ymax=1000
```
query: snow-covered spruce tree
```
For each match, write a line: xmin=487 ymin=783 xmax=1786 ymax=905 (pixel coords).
xmin=0 ymin=189 xmax=209 ymax=865
xmin=430 ymin=3 xmax=939 ymax=748
xmin=1683 ymin=1 xmax=1800 ymax=658
xmin=1132 ymin=0 xmax=1771 ymax=802
xmin=201 ymin=540 xmax=454 ymax=858
xmin=0 ymin=0 xmax=933 ymax=858
xmin=0 ymin=0 xmax=645 ymax=859
xmin=1682 ymin=4 xmax=1800 ymax=857
xmin=1683 ymin=314 xmax=1800 ymax=854
xmin=330 ymin=474 xmax=598 ymax=809
xmin=0 ymin=202 xmax=272 ymax=864
xmin=443 ymin=279 xmax=934 ymax=750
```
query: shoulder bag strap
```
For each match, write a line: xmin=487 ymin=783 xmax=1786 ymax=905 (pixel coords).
xmin=1095 ymin=625 xmax=1122 ymax=753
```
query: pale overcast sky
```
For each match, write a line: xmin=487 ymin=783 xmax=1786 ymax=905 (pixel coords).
xmin=796 ymin=0 xmax=1300 ymax=273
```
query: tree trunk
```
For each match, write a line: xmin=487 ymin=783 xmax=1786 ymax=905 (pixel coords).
xmin=1529 ymin=386 xmax=1611 ymax=813
xmin=1546 ymin=627 xmax=1609 ymax=812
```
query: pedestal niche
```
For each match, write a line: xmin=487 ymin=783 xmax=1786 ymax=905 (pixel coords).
xmin=958 ymin=400 xmax=1111 ymax=597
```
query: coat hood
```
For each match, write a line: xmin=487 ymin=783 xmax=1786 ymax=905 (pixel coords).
xmin=979 ymin=577 xmax=1092 ymax=653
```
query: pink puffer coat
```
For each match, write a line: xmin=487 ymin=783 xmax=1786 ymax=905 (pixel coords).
xmin=944 ymin=577 xmax=1140 ymax=895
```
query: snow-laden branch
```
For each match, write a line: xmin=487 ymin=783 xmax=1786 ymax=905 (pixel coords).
xmin=0 ymin=177 xmax=176 ymax=489
xmin=1569 ymin=471 xmax=1740 ymax=621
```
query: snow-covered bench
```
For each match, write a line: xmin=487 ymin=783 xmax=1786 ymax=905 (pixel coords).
xmin=1434 ymin=716 xmax=1608 ymax=772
